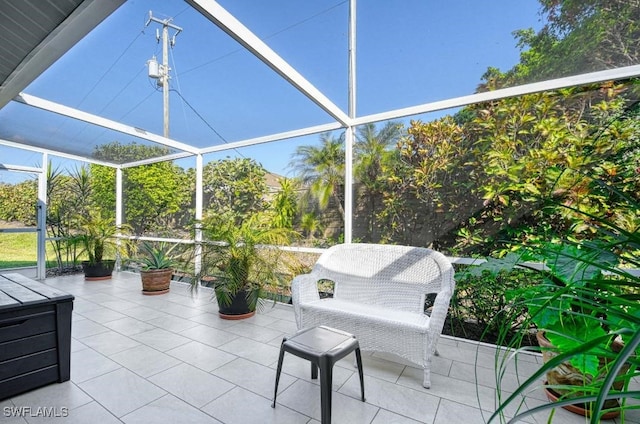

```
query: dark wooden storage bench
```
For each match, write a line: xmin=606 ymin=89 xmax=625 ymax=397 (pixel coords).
xmin=0 ymin=273 xmax=74 ymax=400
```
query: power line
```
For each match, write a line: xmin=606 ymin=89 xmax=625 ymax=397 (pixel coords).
xmin=170 ymin=89 xmax=230 ymax=145
xmin=171 ymin=88 xmax=248 ymax=160
xmin=103 ymin=66 xmax=147 ymax=115
xmin=78 ymin=30 xmax=145 ymax=109
xmin=266 ymin=0 xmax=347 ymax=40
xmin=51 ymin=28 xmax=147 ymax=152
xmin=170 ymin=46 xmax=191 ymax=138
xmin=119 ymin=88 xmax=158 ymax=122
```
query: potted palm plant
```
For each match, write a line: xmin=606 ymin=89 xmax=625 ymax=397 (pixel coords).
xmin=136 ymin=241 xmax=178 ymax=295
xmin=192 ymin=211 xmax=299 ymax=319
xmin=72 ymin=210 xmax=127 ymax=280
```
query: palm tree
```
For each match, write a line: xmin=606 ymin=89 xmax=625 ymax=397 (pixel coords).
xmin=289 ymin=132 xmax=345 ymax=221
xmin=354 ymin=122 xmax=402 ymax=238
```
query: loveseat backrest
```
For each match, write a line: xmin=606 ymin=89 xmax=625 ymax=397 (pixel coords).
xmin=312 ymin=243 xmax=454 ymax=313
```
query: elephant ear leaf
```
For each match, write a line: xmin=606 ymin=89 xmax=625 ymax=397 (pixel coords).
xmin=542 ymin=243 xmax=617 ymax=287
xmin=545 ymin=318 xmax=608 ymax=378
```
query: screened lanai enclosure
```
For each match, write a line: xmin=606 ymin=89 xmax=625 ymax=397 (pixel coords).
xmin=1 ymin=0 xmax=639 ymax=278
xmin=1 ymin=2 xmax=640 ymax=423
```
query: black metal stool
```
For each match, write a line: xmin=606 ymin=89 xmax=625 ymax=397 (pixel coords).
xmin=272 ymin=326 xmax=365 ymax=424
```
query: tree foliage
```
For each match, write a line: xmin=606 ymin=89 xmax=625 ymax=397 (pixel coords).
xmin=122 ymin=162 xmax=190 ymax=234
xmin=289 ymin=132 xmax=346 ymax=221
xmin=377 ymin=80 xmax=640 ymax=254
xmin=270 ymin=177 xmax=298 ymax=229
xmin=501 ymin=1 xmax=640 ymax=85
xmin=90 ymin=142 xmax=190 ymax=235
xmin=0 ymin=180 xmax=37 ymax=225
xmin=202 ymin=157 xmax=268 ymax=225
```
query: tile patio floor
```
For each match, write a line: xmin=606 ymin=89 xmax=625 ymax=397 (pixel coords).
xmin=1 ymin=272 xmax=638 ymax=423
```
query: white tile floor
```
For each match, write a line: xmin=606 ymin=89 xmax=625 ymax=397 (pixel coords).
xmin=1 ymin=272 xmax=638 ymax=423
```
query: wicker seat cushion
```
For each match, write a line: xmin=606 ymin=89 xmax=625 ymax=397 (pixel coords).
xmin=301 ymin=298 xmax=430 ymax=331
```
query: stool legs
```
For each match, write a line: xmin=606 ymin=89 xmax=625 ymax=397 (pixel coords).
xmin=318 ymin=356 xmax=332 ymax=424
xmin=272 ymin=339 xmax=287 ymax=408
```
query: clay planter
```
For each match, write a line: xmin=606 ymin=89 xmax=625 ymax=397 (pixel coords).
xmin=537 ymin=331 xmax=629 ymax=419
xmin=543 ymin=382 xmax=620 ymax=420
xmin=140 ymin=268 xmax=173 ymax=295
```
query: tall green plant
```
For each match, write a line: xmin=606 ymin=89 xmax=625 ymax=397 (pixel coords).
xmin=271 ymin=177 xmax=298 ymax=229
xmin=47 ymin=164 xmax=92 ymax=270
xmin=191 ymin=211 xmax=300 ymax=311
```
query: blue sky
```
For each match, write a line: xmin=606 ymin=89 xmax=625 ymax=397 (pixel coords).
xmin=0 ymin=0 xmax=544 ymax=183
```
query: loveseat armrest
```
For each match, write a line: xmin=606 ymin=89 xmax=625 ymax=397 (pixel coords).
xmin=426 ymin=267 xmax=455 ymax=355
xmin=291 ymin=273 xmax=321 ymax=329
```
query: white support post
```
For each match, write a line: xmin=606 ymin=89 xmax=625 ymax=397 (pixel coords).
xmin=194 ymin=154 xmax=204 ymax=278
xmin=116 ymin=167 xmax=123 ymax=271
xmin=348 ymin=0 xmax=357 ymax=120
xmin=344 ymin=128 xmax=354 ymax=243
xmin=344 ymin=0 xmax=357 ymax=244
xmin=36 ymin=153 xmax=47 ymax=280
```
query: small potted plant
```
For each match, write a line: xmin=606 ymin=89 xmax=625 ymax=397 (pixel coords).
xmin=137 ymin=242 xmax=178 ymax=295
xmin=72 ymin=210 xmax=127 ymax=280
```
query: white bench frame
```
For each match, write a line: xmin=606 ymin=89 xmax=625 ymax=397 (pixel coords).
xmin=291 ymin=243 xmax=455 ymax=388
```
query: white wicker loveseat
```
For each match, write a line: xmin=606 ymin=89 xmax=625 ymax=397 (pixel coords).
xmin=291 ymin=243 xmax=455 ymax=389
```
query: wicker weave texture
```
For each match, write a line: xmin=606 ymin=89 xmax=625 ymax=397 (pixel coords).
xmin=292 ymin=243 xmax=455 ymax=388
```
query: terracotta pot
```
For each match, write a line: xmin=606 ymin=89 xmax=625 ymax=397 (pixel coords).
xmin=543 ymin=382 xmax=620 ymax=420
xmin=537 ymin=331 xmax=629 ymax=418
xmin=140 ymin=268 xmax=172 ymax=295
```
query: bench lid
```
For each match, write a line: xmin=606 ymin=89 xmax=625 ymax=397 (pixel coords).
xmin=0 ymin=273 xmax=74 ymax=310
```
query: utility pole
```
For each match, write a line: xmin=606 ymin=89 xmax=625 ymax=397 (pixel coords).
xmin=145 ymin=12 xmax=182 ymax=138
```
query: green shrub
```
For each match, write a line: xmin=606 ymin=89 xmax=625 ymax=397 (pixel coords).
xmin=451 ymin=264 xmax=537 ymax=336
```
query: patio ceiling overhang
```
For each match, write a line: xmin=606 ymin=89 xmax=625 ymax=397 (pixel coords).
xmin=0 ymin=0 xmax=125 ymax=110
xmin=1 ymin=0 xmax=640 ymax=169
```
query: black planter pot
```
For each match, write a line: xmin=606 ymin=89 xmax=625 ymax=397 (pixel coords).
xmin=216 ymin=289 xmax=256 ymax=320
xmin=82 ymin=260 xmax=115 ymax=281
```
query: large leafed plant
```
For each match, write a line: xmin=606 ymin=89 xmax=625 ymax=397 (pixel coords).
xmin=484 ymin=176 xmax=640 ymax=423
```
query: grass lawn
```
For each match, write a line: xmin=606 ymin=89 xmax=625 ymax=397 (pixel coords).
xmin=0 ymin=232 xmax=67 ymax=269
